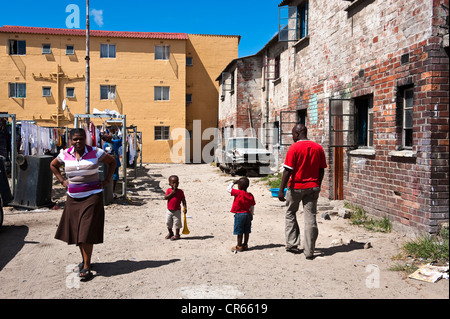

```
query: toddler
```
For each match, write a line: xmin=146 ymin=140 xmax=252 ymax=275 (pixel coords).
xmin=227 ymin=177 xmax=255 ymax=252
xmin=164 ymin=175 xmax=187 ymax=240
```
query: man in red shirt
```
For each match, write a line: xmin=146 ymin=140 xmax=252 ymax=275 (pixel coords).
xmin=278 ymin=124 xmax=327 ymax=259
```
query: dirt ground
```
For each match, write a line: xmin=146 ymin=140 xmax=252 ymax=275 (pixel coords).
xmin=0 ymin=163 xmax=448 ymax=300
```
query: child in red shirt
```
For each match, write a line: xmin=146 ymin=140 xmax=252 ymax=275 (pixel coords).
xmin=164 ymin=175 xmax=187 ymax=240
xmin=227 ymin=177 xmax=255 ymax=252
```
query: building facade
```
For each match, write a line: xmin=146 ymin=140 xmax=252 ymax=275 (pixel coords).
xmin=217 ymin=34 xmax=289 ymax=162
xmin=218 ymin=0 xmax=449 ymax=234
xmin=0 ymin=25 xmax=239 ymax=163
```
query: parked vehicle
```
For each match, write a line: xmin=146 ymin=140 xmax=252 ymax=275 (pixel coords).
xmin=215 ymin=137 xmax=272 ymax=176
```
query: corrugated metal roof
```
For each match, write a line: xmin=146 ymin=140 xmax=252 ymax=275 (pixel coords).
xmin=0 ymin=25 xmax=189 ymax=40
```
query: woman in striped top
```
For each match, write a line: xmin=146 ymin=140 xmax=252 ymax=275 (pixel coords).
xmin=50 ymin=128 xmax=116 ymax=281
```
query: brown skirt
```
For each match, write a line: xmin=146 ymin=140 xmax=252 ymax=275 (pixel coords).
xmin=55 ymin=192 xmax=105 ymax=245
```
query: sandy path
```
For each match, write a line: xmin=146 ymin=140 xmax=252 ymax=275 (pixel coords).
xmin=0 ymin=163 xmax=448 ymax=300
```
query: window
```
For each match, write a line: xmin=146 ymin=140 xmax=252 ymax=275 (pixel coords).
xmin=221 ymin=72 xmax=234 ymax=93
xmin=9 ymin=83 xmax=26 ymax=98
xmin=355 ymin=95 xmax=374 ymax=148
xmin=186 ymin=57 xmax=193 ymax=66
xmin=66 ymin=87 xmax=75 ymax=98
xmin=155 ymin=86 xmax=170 ymax=101
xmin=42 ymin=44 xmax=51 ymax=54
xmin=9 ymin=40 xmax=26 ymax=55
xmin=397 ymin=87 xmax=414 ymax=149
xmin=186 ymin=94 xmax=192 ymax=104
xmin=42 ymin=87 xmax=51 ymax=97
xmin=66 ymin=45 xmax=75 ymax=55
xmin=100 ymin=44 xmax=116 ymax=58
xmin=155 ymin=45 xmax=170 ymax=60
xmin=155 ymin=126 xmax=170 ymax=140
xmin=297 ymin=109 xmax=307 ymax=125
xmin=100 ymin=85 xmax=116 ymax=100
xmin=297 ymin=1 xmax=309 ymax=40
xmin=274 ymin=55 xmax=281 ymax=79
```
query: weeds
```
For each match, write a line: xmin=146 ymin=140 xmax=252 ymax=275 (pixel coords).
xmin=261 ymin=173 xmax=282 ymax=189
xmin=403 ymin=228 xmax=449 ymax=264
xmin=389 ymin=226 xmax=449 ymax=274
xmin=344 ymin=202 xmax=392 ymax=233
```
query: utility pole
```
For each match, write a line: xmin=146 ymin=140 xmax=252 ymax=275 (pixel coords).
xmin=85 ymin=0 xmax=90 ymax=126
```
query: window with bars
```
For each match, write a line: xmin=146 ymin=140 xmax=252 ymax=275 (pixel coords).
xmin=42 ymin=87 xmax=52 ymax=97
xmin=154 ymin=126 xmax=170 ymax=140
xmin=9 ymin=40 xmax=26 ymax=55
xmin=355 ymin=95 xmax=374 ymax=148
xmin=42 ymin=44 xmax=51 ymax=54
xmin=66 ymin=45 xmax=75 ymax=55
xmin=100 ymin=85 xmax=116 ymax=100
xmin=274 ymin=55 xmax=281 ymax=79
xmin=100 ymin=44 xmax=116 ymax=58
xmin=186 ymin=94 xmax=192 ymax=104
xmin=9 ymin=83 xmax=26 ymax=98
xmin=155 ymin=45 xmax=170 ymax=60
xmin=66 ymin=87 xmax=75 ymax=98
xmin=155 ymin=86 xmax=170 ymax=101
xmin=396 ymin=86 xmax=414 ymax=149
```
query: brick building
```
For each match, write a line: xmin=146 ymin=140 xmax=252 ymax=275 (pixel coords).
xmin=218 ymin=0 xmax=449 ymax=234
xmin=216 ymin=34 xmax=289 ymax=161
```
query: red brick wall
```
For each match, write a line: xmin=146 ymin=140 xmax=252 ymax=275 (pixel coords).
xmin=282 ymin=0 xmax=449 ymax=233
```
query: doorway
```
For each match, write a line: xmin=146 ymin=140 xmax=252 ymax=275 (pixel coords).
xmin=329 ymin=99 xmax=354 ymax=200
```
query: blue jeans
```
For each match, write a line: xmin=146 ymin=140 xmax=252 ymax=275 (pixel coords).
xmin=233 ymin=213 xmax=252 ymax=235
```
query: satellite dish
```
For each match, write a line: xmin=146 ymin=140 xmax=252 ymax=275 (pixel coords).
xmin=62 ymin=99 xmax=67 ymax=111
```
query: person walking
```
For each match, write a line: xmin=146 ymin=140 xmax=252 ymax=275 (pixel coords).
xmin=278 ymin=124 xmax=327 ymax=260
xmin=50 ymin=128 xmax=116 ymax=281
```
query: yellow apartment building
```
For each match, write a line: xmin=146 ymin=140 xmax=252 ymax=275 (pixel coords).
xmin=0 ymin=25 xmax=240 ymax=163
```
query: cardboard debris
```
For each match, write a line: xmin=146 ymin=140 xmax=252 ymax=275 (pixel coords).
xmin=408 ymin=263 xmax=449 ymax=283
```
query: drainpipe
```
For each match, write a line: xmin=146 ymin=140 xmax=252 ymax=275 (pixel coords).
xmin=85 ymin=0 xmax=90 ymax=127
xmin=265 ymin=49 xmax=270 ymax=148
xmin=56 ymin=64 xmax=60 ymax=128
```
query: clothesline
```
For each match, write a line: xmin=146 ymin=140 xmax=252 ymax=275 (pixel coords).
xmin=80 ymin=122 xmax=139 ymax=166
xmin=20 ymin=121 xmax=67 ymax=156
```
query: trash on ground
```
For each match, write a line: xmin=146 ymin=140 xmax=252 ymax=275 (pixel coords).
xmin=408 ymin=263 xmax=449 ymax=283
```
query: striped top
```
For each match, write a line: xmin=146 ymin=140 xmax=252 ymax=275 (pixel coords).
xmin=57 ymin=145 xmax=106 ymax=198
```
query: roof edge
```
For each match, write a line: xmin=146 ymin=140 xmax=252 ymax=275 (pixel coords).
xmin=0 ymin=25 xmax=189 ymax=40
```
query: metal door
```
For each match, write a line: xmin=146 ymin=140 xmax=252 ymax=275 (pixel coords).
xmin=329 ymin=99 xmax=354 ymax=200
xmin=280 ymin=111 xmax=298 ymax=145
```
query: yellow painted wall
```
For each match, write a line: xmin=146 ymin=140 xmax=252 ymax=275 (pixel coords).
xmin=0 ymin=29 xmax=239 ymax=163
xmin=186 ymin=34 xmax=239 ymax=162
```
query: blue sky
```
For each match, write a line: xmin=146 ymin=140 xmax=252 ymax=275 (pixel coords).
xmin=0 ymin=0 xmax=281 ymax=57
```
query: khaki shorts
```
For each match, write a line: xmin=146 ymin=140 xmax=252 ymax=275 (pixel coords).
xmin=166 ymin=209 xmax=182 ymax=229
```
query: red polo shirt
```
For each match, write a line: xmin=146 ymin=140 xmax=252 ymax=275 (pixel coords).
xmin=283 ymin=140 xmax=327 ymax=189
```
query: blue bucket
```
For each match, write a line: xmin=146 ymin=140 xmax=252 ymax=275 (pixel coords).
xmin=270 ymin=188 xmax=287 ymax=197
